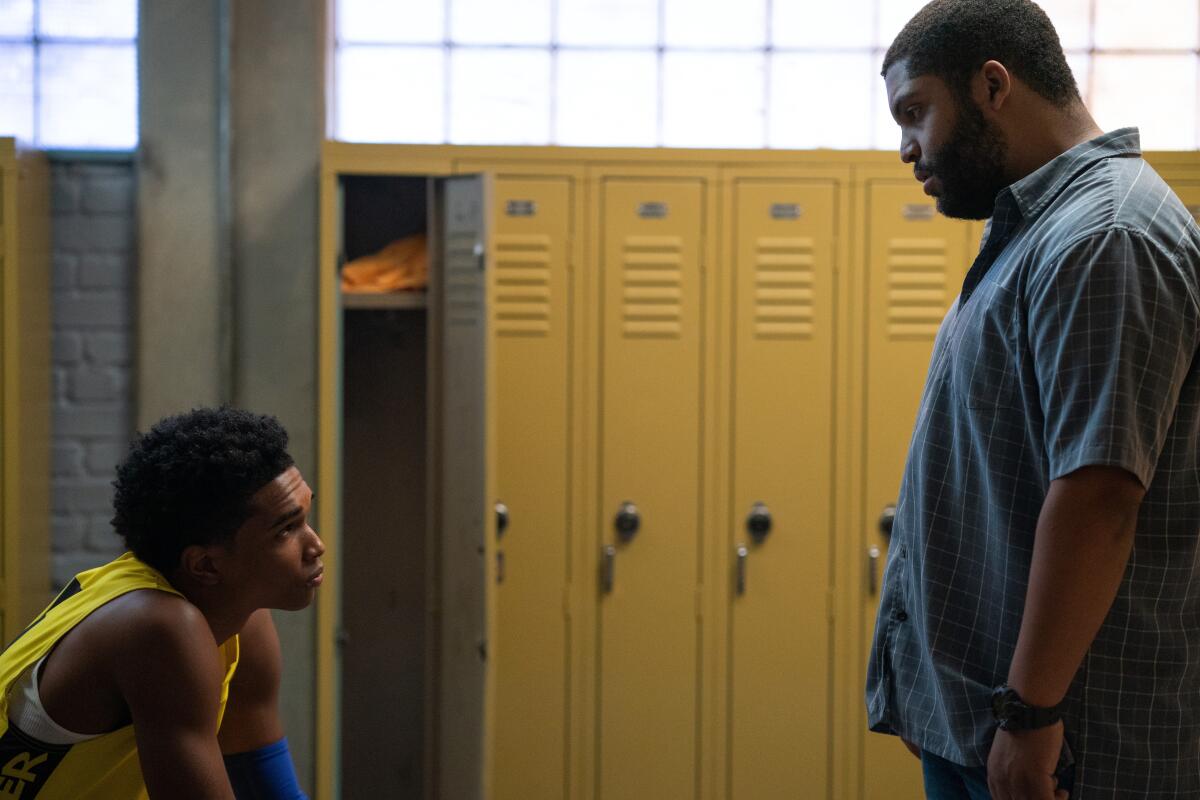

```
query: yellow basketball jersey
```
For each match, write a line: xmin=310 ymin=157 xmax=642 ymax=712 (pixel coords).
xmin=0 ymin=552 xmax=239 ymax=799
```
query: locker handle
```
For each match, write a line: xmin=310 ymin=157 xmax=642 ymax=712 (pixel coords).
xmin=736 ymin=545 xmax=749 ymax=596
xmin=602 ymin=545 xmax=616 ymax=594
xmin=868 ymin=545 xmax=882 ymax=595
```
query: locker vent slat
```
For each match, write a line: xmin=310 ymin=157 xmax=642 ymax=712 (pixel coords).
xmin=887 ymin=238 xmax=947 ymax=339
xmin=623 ymin=236 xmax=683 ymax=338
xmin=754 ymin=237 xmax=814 ymax=340
xmin=496 ymin=234 xmax=552 ymax=336
xmin=446 ymin=231 xmax=482 ymax=328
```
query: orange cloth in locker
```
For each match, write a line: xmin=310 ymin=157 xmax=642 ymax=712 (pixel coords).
xmin=341 ymin=234 xmax=429 ymax=293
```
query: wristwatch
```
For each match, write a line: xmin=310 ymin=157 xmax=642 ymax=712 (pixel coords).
xmin=991 ymin=685 xmax=1061 ymax=731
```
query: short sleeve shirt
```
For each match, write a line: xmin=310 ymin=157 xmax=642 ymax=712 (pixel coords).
xmin=865 ymin=128 xmax=1200 ymax=799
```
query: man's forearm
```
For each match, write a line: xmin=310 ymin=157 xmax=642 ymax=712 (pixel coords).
xmin=1006 ymin=466 xmax=1143 ymax=708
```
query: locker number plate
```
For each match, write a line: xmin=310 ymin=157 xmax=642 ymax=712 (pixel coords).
xmin=770 ymin=203 xmax=803 ymax=220
xmin=903 ymin=203 xmax=936 ymax=221
xmin=506 ymin=199 xmax=537 ymax=217
xmin=638 ymin=202 xmax=669 ymax=219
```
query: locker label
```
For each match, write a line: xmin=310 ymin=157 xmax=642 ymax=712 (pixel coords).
xmin=506 ymin=199 xmax=537 ymax=217
xmin=637 ymin=202 xmax=669 ymax=219
xmin=770 ymin=203 xmax=803 ymax=220
xmin=902 ymin=203 xmax=936 ymax=221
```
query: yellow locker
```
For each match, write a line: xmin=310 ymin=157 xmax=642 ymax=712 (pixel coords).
xmin=858 ymin=178 xmax=980 ymax=800
xmin=726 ymin=176 xmax=839 ymax=798
xmin=0 ymin=139 xmax=50 ymax=646
xmin=489 ymin=174 xmax=576 ymax=800
xmin=597 ymin=175 xmax=707 ymax=800
xmin=1170 ymin=183 xmax=1200 ymax=218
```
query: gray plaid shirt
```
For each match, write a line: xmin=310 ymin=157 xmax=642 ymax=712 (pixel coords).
xmin=866 ymin=128 xmax=1200 ymax=798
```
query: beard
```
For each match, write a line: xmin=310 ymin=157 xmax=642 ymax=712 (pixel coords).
xmin=922 ymin=99 xmax=1010 ymax=220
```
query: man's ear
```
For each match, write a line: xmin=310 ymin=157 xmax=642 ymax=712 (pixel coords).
xmin=977 ymin=60 xmax=1013 ymax=110
xmin=180 ymin=544 xmax=223 ymax=586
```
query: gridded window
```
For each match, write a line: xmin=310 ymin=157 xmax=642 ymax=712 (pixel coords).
xmin=0 ymin=0 xmax=138 ymax=149
xmin=334 ymin=0 xmax=1200 ymax=149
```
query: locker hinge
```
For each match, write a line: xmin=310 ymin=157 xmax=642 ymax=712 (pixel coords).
xmin=827 ymin=588 xmax=837 ymax=622
xmin=563 ymin=586 xmax=572 ymax=620
xmin=696 ymin=587 xmax=704 ymax=622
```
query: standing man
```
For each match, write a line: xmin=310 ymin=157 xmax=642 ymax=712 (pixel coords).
xmin=0 ymin=407 xmax=322 ymax=798
xmin=866 ymin=2 xmax=1200 ymax=799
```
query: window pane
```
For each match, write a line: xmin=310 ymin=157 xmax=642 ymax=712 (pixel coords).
xmin=451 ymin=0 xmax=551 ymax=45
xmin=770 ymin=53 xmax=873 ymax=149
xmin=336 ymin=46 xmax=445 ymax=143
xmin=449 ymin=48 xmax=550 ymax=144
xmin=557 ymin=0 xmax=657 ymax=47
xmin=1035 ymin=0 xmax=1092 ymax=50
xmin=0 ymin=44 xmax=34 ymax=144
xmin=39 ymin=0 xmax=137 ymax=39
xmin=663 ymin=0 xmax=767 ymax=48
xmin=1096 ymin=0 xmax=1198 ymax=49
xmin=773 ymin=0 xmax=873 ymax=49
xmin=1065 ymin=51 xmax=1091 ymax=106
xmin=0 ymin=0 xmax=34 ymax=37
xmin=1092 ymin=54 xmax=1197 ymax=150
xmin=877 ymin=0 xmax=930 ymax=48
xmin=556 ymin=50 xmax=657 ymax=146
xmin=339 ymin=0 xmax=444 ymax=44
xmin=870 ymin=64 xmax=900 ymax=151
xmin=662 ymin=51 xmax=764 ymax=148
xmin=39 ymin=43 xmax=136 ymax=148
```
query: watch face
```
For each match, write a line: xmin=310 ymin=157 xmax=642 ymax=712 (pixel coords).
xmin=991 ymin=687 xmax=1023 ymax=728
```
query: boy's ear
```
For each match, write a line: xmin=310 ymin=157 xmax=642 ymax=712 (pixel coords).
xmin=180 ymin=544 xmax=223 ymax=586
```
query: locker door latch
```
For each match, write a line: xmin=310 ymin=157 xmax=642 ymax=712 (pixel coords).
xmin=601 ymin=545 xmax=616 ymax=594
xmin=868 ymin=545 xmax=882 ymax=595
xmin=735 ymin=545 xmax=749 ymax=596
xmin=495 ymin=501 xmax=510 ymax=539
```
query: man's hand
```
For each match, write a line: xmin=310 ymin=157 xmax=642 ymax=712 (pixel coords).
xmin=986 ymin=722 xmax=1068 ymax=800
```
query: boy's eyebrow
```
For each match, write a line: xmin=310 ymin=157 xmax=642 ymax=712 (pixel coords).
xmin=891 ymin=90 xmax=916 ymax=121
xmin=270 ymin=506 xmax=304 ymax=530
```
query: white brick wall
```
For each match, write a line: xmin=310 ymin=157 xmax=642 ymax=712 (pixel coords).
xmin=50 ymin=159 xmax=136 ymax=589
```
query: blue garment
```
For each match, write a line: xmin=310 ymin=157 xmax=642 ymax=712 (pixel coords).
xmin=223 ymin=737 xmax=308 ymax=800
xmin=920 ymin=751 xmax=1075 ymax=799
xmin=866 ymin=128 xmax=1200 ymax=798
xmin=921 ymin=751 xmax=992 ymax=800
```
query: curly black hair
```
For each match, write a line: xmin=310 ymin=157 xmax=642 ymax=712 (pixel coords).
xmin=111 ymin=407 xmax=295 ymax=575
xmin=883 ymin=0 xmax=1081 ymax=108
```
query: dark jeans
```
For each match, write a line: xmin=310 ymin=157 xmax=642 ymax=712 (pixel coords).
xmin=920 ymin=751 xmax=1075 ymax=800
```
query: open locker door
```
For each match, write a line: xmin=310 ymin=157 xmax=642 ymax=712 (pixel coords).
xmin=429 ymin=173 xmax=496 ymax=800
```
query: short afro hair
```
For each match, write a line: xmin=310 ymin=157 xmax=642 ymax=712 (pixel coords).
xmin=111 ymin=407 xmax=295 ymax=575
xmin=883 ymin=0 xmax=1081 ymax=108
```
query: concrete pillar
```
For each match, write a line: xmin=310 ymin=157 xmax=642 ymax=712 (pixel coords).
xmin=137 ymin=1 xmax=326 ymax=791
xmin=137 ymin=0 xmax=229 ymax=424
xmin=231 ymin=2 xmax=325 ymax=791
